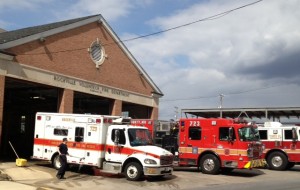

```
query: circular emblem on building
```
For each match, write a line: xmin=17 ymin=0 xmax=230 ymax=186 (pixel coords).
xmin=89 ymin=38 xmax=106 ymax=68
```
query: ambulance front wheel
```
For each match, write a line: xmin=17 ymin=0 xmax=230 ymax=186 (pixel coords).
xmin=52 ymin=154 xmax=61 ymax=170
xmin=200 ymin=154 xmax=220 ymax=175
xmin=124 ymin=162 xmax=143 ymax=181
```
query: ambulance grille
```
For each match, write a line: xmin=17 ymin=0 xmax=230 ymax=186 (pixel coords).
xmin=160 ymin=155 xmax=173 ymax=165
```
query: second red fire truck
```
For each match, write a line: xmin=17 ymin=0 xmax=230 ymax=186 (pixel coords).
xmin=258 ymin=121 xmax=300 ymax=170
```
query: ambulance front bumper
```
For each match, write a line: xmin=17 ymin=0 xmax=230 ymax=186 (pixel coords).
xmin=144 ymin=166 xmax=173 ymax=176
xmin=244 ymin=159 xmax=266 ymax=169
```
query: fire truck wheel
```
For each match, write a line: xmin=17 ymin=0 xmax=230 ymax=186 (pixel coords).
xmin=52 ymin=154 xmax=61 ymax=170
xmin=124 ymin=162 xmax=143 ymax=181
xmin=267 ymin=152 xmax=288 ymax=170
xmin=200 ymin=154 xmax=220 ymax=175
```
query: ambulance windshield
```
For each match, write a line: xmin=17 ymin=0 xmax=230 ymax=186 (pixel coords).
xmin=238 ymin=126 xmax=260 ymax=141
xmin=128 ymin=128 xmax=153 ymax=146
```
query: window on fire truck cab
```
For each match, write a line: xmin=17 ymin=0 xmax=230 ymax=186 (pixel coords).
xmin=189 ymin=127 xmax=201 ymax=140
xmin=219 ymin=127 xmax=236 ymax=141
xmin=75 ymin=127 xmax=84 ymax=142
xmin=259 ymin=130 xmax=268 ymax=140
xmin=54 ymin=129 xmax=68 ymax=136
xmin=111 ymin=129 xmax=126 ymax=144
xmin=238 ymin=127 xmax=260 ymax=141
xmin=284 ymin=129 xmax=293 ymax=140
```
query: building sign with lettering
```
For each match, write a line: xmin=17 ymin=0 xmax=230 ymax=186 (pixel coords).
xmin=53 ymin=74 xmax=130 ymax=98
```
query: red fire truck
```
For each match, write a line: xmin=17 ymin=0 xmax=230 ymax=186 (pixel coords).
xmin=168 ymin=118 xmax=265 ymax=174
xmin=258 ymin=121 xmax=300 ymax=170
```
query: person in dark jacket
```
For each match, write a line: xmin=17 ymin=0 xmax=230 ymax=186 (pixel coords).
xmin=56 ymin=138 xmax=69 ymax=179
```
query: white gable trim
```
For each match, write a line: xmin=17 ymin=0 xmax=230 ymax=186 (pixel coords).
xmin=0 ymin=16 xmax=100 ymax=49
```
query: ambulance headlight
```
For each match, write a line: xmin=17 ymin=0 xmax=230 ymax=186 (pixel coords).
xmin=144 ymin=158 xmax=157 ymax=165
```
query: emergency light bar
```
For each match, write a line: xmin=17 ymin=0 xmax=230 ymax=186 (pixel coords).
xmin=112 ymin=117 xmax=131 ymax=124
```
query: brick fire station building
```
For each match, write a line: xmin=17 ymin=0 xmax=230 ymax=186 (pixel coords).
xmin=0 ymin=15 xmax=163 ymax=158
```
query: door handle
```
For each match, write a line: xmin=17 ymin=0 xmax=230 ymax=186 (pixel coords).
xmin=187 ymin=144 xmax=192 ymax=147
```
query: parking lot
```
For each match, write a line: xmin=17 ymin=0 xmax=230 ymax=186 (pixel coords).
xmin=1 ymin=161 xmax=300 ymax=190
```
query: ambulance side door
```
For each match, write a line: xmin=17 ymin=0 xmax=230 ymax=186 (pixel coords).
xmin=68 ymin=123 xmax=86 ymax=163
xmin=105 ymin=128 xmax=126 ymax=162
xmin=83 ymin=124 xmax=100 ymax=166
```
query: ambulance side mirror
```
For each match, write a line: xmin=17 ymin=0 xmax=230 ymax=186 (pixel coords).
xmin=292 ymin=128 xmax=298 ymax=142
xmin=228 ymin=127 xmax=234 ymax=141
xmin=114 ymin=129 xmax=120 ymax=144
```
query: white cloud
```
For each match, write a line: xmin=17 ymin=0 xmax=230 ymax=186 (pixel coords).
xmin=121 ymin=0 xmax=300 ymax=119
xmin=53 ymin=0 xmax=153 ymax=22
xmin=1 ymin=0 xmax=300 ymax=120
xmin=0 ymin=0 xmax=50 ymax=10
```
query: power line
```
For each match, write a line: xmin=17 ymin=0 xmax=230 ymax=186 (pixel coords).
xmin=18 ymin=0 xmax=263 ymax=56
xmin=117 ymin=0 xmax=263 ymax=44
xmin=160 ymin=83 xmax=285 ymax=102
xmin=224 ymin=83 xmax=285 ymax=96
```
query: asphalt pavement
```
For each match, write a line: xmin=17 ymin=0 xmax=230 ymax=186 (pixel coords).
xmin=1 ymin=160 xmax=300 ymax=190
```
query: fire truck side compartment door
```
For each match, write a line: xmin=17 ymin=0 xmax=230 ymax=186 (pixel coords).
xmin=179 ymin=122 xmax=202 ymax=165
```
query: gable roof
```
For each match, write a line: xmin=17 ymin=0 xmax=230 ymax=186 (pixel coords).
xmin=0 ymin=15 xmax=99 ymax=48
xmin=0 ymin=14 xmax=163 ymax=96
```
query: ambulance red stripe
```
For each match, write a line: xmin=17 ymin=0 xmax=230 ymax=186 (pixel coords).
xmin=34 ymin=138 xmax=161 ymax=159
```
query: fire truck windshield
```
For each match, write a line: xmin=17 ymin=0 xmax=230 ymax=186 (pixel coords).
xmin=238 ymin=126 xmax=260 ymax=141
xmin=128 ymin=128 xmax=153 ymax=146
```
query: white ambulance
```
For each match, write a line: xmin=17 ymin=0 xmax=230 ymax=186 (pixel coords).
xmin=32 ymin=112 xmax=173 ymax=181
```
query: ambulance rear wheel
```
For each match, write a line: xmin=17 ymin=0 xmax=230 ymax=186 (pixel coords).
xmin=52 ymin=154 xmax=61 ymax=170
xmin=200 ymin=154 xmax=220 ymax=175
xmin=124 ymin=162 xmax=143 ymax=181
xmin=267 ymin=151 xmax=288 ymax=170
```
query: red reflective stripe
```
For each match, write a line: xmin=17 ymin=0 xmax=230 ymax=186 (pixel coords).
xmin=34 ymin=138 xmax=161 ymax=159
xmin=105 ymin=145 xmax=160 ymax=159
xmin=34 ymin=138 xmax=105 ymax=151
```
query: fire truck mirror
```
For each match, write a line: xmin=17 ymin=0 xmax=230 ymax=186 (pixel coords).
xmin=292 ymin=128 xmax=298 ymax=141
xmin=228 ymin=127 xmax=234 ymax=142
xmin=114 ymin=130 xmax=120 ymax=144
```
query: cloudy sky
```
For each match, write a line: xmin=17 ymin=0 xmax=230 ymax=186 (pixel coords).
xmin=1 ymin=0 xmax=300 ymax=120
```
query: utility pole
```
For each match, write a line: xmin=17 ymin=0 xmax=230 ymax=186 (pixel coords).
xmin=219 ymin=94 xmax=224 ymax=118
xmin=174 ymin=106 xmax=178 ymax=121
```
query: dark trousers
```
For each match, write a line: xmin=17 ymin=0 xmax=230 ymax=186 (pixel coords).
xmin=57 ymin=155 xmax=67 ymax=178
